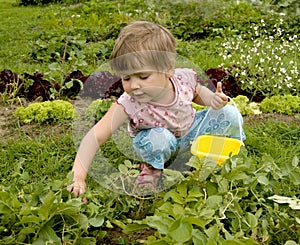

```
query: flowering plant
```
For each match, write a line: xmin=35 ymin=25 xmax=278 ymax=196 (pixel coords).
xmin=219 ymin=18 xmax=299 ymax=98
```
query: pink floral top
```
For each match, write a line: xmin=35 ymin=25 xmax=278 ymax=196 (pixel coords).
xmin=117 ymin=68 xmax=198 ymax=137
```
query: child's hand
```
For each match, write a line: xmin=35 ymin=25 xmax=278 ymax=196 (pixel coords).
xmin=211 ymin=82 xmax=228 ymax=110
xmin=67 ymin=179 xmax=87 ymax=203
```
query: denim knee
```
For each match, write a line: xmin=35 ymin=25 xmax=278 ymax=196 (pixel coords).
xmin=132 ymin=127 xmax=178 ymax=169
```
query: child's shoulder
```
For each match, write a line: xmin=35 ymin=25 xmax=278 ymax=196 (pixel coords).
xmin=174 ymin=67 xmax=197 ymax=76
xmin=173 ymin=68 xmax=197 ymax=83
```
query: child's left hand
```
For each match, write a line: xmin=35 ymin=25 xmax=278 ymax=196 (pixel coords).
xmin=210 ymin=82 xmax=228 ymax=110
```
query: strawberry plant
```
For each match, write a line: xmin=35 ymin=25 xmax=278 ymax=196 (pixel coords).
xmin=85 ymin=98 xmax=114 ymax=123
xmin=122 ymin=152 xmax=300 ymax=244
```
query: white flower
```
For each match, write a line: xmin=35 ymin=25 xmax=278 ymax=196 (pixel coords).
xmin=275 ymin=55 xmax=281 ymax=61
xmin=260 ymin=58 xmax=265 ymax=63
xmin=280 ymin=67 xmax=286 ymax=73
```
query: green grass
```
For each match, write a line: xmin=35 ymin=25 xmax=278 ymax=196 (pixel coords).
xmin=0 ymin=123 xmax=75 ymax=186
xmin=0 ymin=0 xmax=47 ymax=73
xmin=244 ymin=116 xmax=300 ymax=163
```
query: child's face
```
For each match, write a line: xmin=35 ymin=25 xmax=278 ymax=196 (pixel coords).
xmin=121 ymin=71 xmax=173 ymax=103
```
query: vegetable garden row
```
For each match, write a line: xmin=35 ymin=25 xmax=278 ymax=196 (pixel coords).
xmin=0 ymin=0 xmax=299 ymax=244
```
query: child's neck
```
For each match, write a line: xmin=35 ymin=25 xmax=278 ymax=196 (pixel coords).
xmin=153 ymin=78 xmax=175 ymax=105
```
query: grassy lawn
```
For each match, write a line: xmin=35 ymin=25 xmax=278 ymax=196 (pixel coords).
xmin=0 ymin=0 xmax=47 ymax=73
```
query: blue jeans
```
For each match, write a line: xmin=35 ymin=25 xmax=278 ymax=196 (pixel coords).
xmin=132 ymin=105 xmax=246 ymax=169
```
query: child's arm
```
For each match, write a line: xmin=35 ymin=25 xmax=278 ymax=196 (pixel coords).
xmin=67 ymin=102 xmax=128 ymax=198
xmin=193 ymin=82 xmax=228 ymax=109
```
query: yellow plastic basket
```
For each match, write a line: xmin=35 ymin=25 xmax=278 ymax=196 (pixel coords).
xmin=191 ymin=99 xmax=244 ymax=165
xmin=191 ymin=135 xmax=244 ymax=165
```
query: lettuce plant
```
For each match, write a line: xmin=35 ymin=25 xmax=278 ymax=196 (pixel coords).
xmin=260 ymin=94 xmax=300 ymax=115
xmin=15 ymin=100 xmax=74 ymax=124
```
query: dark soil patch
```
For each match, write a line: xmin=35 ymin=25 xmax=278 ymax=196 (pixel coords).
xmin=98 ymin=227 xmax=155 ymax=245
xmin=244 ymin=113 xmax=300 ymax=126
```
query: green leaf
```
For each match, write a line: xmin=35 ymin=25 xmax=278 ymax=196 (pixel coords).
xmin=184 ymin=217 xmax=207 ymax=228
xmin=111 ymin=219 xmax=126 ymax=230
xmin=48 ymin=62 xmax=61 ymax=71
xmin=77 ymin=237 xmax=97 ymax=244
xmin=32 ymin=224 xmax=61 ymax=245
xmin=64 ymin=81 xmax=74 ymax=89
xmin=205 ymin=224 xmax=219 ymax=240
xmin=145 ymin=214 xmax=174 ymax=235
xmin=169 ymin=219 xmax=193 ymax=243
xmin=284 ymin=241 xmax=298 ymax=245
xmin=20 ymin=215 xmax=41 ymax=224
xmin=56 ymin=203 xmax=80 ymax=218
xmin=147 ymin=240 xmax=169 ymax=245
xmin=89 ymin=215 xmax=104 ymax=227
xmin=123 ymin=223 xmax=149 ymax=234
xmin=187 ymin=186 xmax=203 ymax=198
xmin=78 ymin=213 xmax=90 ymax=230
xmin=124 ymin=160 xmax=132 ymax=168
xmin=18 ymin=227 xmax=36 ymax=237
xmin=186 ymin=156 xmax=202 ymax=170
xmin=172 ymin=203 xmax=184 ymax=218
xmin=206 ymin=195 xmax=223 ymax=209
xmin=199 ymin=208 xmax=215 ymax=220
xmin=198 ymin=161 xmax=218 ymax=182
xmin=289 ymin=170 xmax=300 ymax=185
xmin=38 ymin=191 xmax=56 ymax=220
xmin=192 ymin=229 xmax=207 ymax=245
xmin=0 ymin=191 xmax=20 ymax=210
xmin=257 ymin=175 xmax=269 ymax=185
xmin=118 ymin=164 xmax=128 ymax=174
xmin=246 ymin=212 xmax=258 ymax=229
xmin=176 ymin=182 xmax=187 ymax=197
xmin=158 ymin=202 xmax=173 ymax=214
xmin=164 ymin=190 xmax=185 ymax=204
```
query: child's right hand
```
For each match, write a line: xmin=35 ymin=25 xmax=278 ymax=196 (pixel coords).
xmin=67 ymin=179 xmax=87 ymax=203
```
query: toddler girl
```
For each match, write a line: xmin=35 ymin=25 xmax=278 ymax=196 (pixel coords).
xmin=67 ymin=21 xmax=245 ymax=197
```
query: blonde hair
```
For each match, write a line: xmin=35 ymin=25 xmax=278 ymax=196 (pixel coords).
xmin=110 ymin=21 xmax=176 ymax=75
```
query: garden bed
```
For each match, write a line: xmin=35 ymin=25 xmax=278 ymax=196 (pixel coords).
xmin=0 ymin=0 xmax=299 ymax=244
